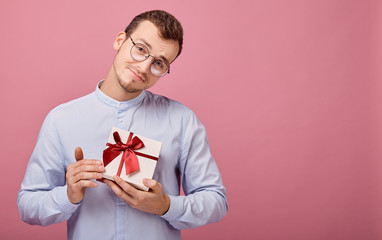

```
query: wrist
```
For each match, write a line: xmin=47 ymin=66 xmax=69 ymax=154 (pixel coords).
xmin=159 ymin=194 xmax=171 ymax=216
xmin=67 ymin=189 xmax=83 ymax=205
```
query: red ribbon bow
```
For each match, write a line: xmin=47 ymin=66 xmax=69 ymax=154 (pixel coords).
xmin=103 ymin=131 xmax=144 ymax=176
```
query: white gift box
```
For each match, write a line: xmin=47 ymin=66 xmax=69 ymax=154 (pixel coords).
xmin=102 ymin=127 xmax=162 ymax=191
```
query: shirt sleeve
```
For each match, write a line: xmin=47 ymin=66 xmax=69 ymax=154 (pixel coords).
xmin=17 ymin=111 xmax=80 ymax=226
xmin=161 ymin=109 xmax=228 ymax=229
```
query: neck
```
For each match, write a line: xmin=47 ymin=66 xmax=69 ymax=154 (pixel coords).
xmin=100 ymin=67 xmax=142 ymax=101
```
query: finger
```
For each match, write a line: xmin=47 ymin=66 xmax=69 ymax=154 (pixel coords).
xmin=67 ymin=161 xmax=104 ymax=177
xmin=73 ymin=161 xmax=104 ymax=173
xmin=69 ymin=171 xmax=104 ymax=184
xmin=113 ymin=175 xmax=138 ymax=194
xmin=75 ymin=147 xmax=84 ymax=161
xmin=75 ymin=159 xmax=103 ymax=166
xmin=74 ymin=179 xmax=98 ymax=188
xmin=105 ymin=179 xmax=134 ymax=202
xmin=68 ymin=159 xmax=102 ymax=171
xmin=142 ymin=178 xmax=159 ymax=192
xmin=68 ymin=159 xmax=101 ymax=171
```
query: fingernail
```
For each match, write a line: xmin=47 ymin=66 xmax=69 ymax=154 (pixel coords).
xmin=97 ymin=161 xmax=102 ymax=165
xmin=97 ymin=173 xmax=103 ymax=178
xmin=143 ymin=178 xmax=151 ymax=185
xmin=99 ymin=166 xmax=104 ymax=171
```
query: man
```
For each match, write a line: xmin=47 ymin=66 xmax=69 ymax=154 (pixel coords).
xmin=18 ymin=10 xmax=228 ymax=240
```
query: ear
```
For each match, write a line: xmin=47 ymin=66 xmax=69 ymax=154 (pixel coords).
xmin=113 ymin=31 xmax=127 ymax=51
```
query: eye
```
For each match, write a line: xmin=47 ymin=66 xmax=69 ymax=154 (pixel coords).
xmin=135 ymin=44 xmax=148 ymax=54
xmin=154 ymin=60 xmax=165 ymax=69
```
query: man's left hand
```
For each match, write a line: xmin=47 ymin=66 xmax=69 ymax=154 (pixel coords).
xmin=104 ymin=176 xmax=170 ymax=215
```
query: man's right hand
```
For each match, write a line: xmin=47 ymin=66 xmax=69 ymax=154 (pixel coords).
xmin=66 ymin=147 xmax=104 ymax=204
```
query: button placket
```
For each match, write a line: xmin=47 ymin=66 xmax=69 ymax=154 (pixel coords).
xmin=116 ymin=109 xmax=127 ymax=128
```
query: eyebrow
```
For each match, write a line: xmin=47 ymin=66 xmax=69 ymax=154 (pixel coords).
xmin=136 ymin=38 xmax=171 ymax=65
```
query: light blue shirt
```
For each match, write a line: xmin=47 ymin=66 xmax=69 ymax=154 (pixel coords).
xmin=17 ymin=82 xmax=228 ymax=240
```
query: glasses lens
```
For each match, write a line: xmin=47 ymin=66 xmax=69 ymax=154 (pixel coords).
xmin=151 ymin=60 xmax=168 ymax=76
xmin=130 ymin=42 xmax=169 ymax=77
xmin=131 ymin=44 xmax=149 ymax=61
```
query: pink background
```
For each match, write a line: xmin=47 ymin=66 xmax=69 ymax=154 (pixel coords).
xmin=1 ymin=0 xmax=381 ymax=239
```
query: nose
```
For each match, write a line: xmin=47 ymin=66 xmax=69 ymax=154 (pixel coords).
xmin=137 ymin=56 xmax=154 ymax=74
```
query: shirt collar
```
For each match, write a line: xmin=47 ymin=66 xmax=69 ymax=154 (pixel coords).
xmin=95 ymin=80 xmax=146 ymax=110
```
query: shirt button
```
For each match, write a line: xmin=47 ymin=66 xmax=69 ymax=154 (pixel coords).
xmin=118 ymin=119 xmax=123 ymax=122
xmin=120 ymin=104 xmax=125 ymax=108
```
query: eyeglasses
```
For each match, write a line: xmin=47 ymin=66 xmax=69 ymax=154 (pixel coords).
xmin=129 ymin=37 xmax=170 ymax=77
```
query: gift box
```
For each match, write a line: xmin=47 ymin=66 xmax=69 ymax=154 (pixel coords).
xmin=102 ymin=127 xmax=162 ymax=191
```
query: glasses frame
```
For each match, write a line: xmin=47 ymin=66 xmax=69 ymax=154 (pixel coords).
xmin=128 ymin=36 xmax=170 ymax=77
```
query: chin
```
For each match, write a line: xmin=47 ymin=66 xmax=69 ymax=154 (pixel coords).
xmin=117 ymin=77 xmax=144 ymax=93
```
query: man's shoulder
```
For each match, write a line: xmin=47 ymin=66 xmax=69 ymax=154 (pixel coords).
xmin=49 ymin=92 xmax=95 ymax=117
xmin=145 ymin=91 xmax=191 ymax=113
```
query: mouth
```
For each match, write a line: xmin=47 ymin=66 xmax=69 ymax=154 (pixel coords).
xmin=128 ymin=68 xmax=145 ymax=82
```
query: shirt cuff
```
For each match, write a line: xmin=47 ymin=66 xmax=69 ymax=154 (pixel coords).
xmin=52 ymin=185 xmax=81 ymax=217
xmin=161 ymin=195 xmax=183 ymax=222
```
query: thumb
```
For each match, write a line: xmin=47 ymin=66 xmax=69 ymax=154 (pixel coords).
xmin=75 ymin=147 xmax=84 ymax=161
xmin=143 ymin=178 xmax=159 ymax=191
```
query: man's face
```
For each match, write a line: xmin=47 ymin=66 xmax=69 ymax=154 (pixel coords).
xmin=112 ymin=21 xmax=179 ymax=94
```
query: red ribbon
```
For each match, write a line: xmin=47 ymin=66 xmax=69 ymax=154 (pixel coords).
xmin=103 ymin=131 xmax=158 ymax=176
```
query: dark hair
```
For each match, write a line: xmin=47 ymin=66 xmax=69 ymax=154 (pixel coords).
xmin=125 ymin=10 xmax=184 ymax=58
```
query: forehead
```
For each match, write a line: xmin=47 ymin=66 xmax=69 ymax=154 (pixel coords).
xmin=130 ymin=21 xmax=179 ymax=63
